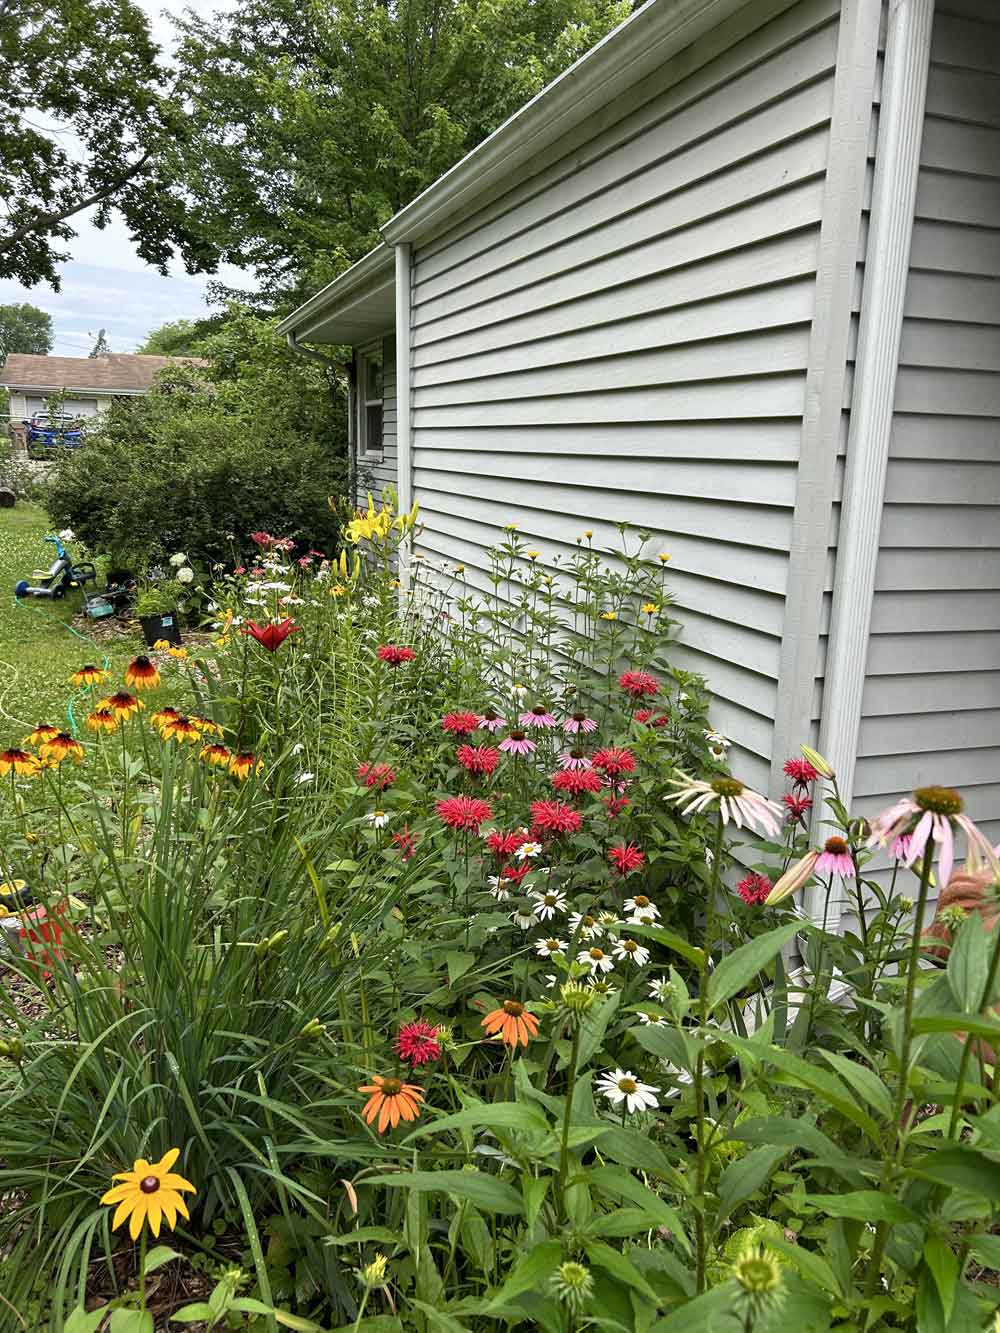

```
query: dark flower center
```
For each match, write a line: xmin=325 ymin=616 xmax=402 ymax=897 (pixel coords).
xmin=711 ymin=777 xmax=744 ymax=797
xmin=381 ymin=1078 xmax=402 ymax=1096
xmin=634 ymin=895 xmax=649 ymax=907
xmin=824 ymin=836 xmax=848 ymax=855
xmin=532 ymin=706 xmax=547 ymax=716
xmin=589 ymin=948 xmax=604 ymax=960
xmin=583 ymin=915 xmax=595 ymax=928
xmin=623 ymin=940 xmax=637 ymax=952
xmin=502 ymin=1000 xmax=523 ymax=1016
xmin=140 ymin=1175 xmax=160 ymax=1194
xmin=510 ymin=730 xmax=527 ymax=740
xmin=572 ymin=711 xmax=587 ymax=722
xmin=915 ymin=785 xmax=963 ymax=816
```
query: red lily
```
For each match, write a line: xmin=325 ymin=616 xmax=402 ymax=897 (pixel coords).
xmin=243 ymin=619 xmax=301 ymax=652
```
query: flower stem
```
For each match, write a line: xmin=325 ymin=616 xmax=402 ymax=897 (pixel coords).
xmin=138 ymin=1228 xmax=148 ymax=1312
xmin=558 ymin=1021 xmax=583 ymax=1222
xmin=693 ymin=813 xmax=725 ymax=1295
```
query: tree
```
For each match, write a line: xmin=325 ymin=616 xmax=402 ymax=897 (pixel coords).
xmin=0 ymin=0 xmax=221 ymax=289
xmin=174 ymin=0 xmax=630 ymax=301
xmin=89 ymin=329 xmax=110 ymax=357
xmin=0 ymin=303 xmax=54 ymax=358
xmin=137 ymin=316 xmax=224 ymax=357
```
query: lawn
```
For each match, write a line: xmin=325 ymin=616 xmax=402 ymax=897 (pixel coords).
xmin=0 ymin=501 xmax=144 ymax=736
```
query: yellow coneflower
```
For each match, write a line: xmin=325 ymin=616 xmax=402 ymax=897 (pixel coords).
xmin=167 ymin=646 xmax=188 ymax=660
xmin=152 ymin=639 xmax=172 ymax=651
xmin=199 ymin=743 xmax=231 ymax=768
xmin=100 ymin=1148 xmax=196 ymax=1241
xmin=150 ymin=706 xmax=181 ymax=733
xmin=70 ymin=665 xmax=107 ymax=687
xmin=0 ymin=748 xmax=40 ymax=778
xmin=161 ymin=715 xmax=201 ymax=745
xmin=22 ymin=724 xmax=59 ymax=749
xmin=86 ymin=709 xmax=119 ymax=734
xmin=641 ymin=602 xmax=659 ymax=615
xmin=38 ymin=733 xmax=85 ymax=764
xmin=124 ymin=656 xmax=160 ymax=691
xmin=191 ymin=716 xmax=224 ymax=737
xmin=99 ymin=692 xmax=143 ymax=721
xmin=600 ymin=611 xmax=618 ymax=622
xmin=229 ymin=751 xmax=261 ymax=781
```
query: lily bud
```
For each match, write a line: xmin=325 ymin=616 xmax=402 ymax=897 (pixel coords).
xmin=765 ymin=850 xmax=820 ymax=905
xmin=800 ymin=745 xmax=835 ymax=779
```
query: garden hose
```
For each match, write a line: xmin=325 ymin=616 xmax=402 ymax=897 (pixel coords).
xmin=7 ymin=595 xmax=111 ymax=737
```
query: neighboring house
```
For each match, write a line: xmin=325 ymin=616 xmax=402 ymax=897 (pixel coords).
xmin=277 ymin=0 xmax=999 ymax=925
xmin=1 ymin=353 xmax=204 ymax=420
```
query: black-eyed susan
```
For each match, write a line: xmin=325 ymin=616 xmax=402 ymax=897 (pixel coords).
xmin=150 ymin=706 xmax=181 ymax=733
xmin=199 ymin=743 xmax=231 ymax=768
xmin=191 ymin=715 xmax=224 ymax=737
xmin=124 ymin=656 xmax=160 ymax=691
xmin=86 ymin=709 xmax=119 ymax=734
xmin=70 ymin=665 xmax=107 ymax=688
xmin=167 ymin=646 xmax=188 ymax=659
xmin=99 ymin=692 xmax=143 ymax=721
xmin=0 ymin=748 xmax=40 ymax=778
xmin=22 ymin=724 xmax=59 ymax=749
xmin=161 ymin=715 xmax=201 ymax=744
xmin=152 ymin=639 xmax=172 ymax=651
xmin=229 ymin=751 xmax=261 ymax=781
xmin=100 ymin=1148 xmax=196 ymax=1240
xmin=38 ymin=733 xmax=85 ymax=764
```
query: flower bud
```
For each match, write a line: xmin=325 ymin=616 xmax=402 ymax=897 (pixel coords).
xmin=800 ymin=744 xmax=834 ymax=778
xmin=298 ymin=1018 xmax=326 ymax=1040
xmin=765 ymin=850 xmax=819 ymax=905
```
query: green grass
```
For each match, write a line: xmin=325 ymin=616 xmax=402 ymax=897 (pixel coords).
xmin=0 ymin=502 xmax=144 ymax=739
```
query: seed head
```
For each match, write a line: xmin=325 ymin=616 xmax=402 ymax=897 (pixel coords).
xmin=914 ymin=785 xmax=963 ymax=816
xmin=550 ymin=1261 xmax=594 ymax=1311
xmin=733 ymin=1244 xmax=784 ymax=1301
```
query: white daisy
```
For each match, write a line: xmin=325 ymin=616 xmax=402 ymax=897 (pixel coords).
xmin=623 ymin=895 xmax=659 ymax=920
xmin=366 ymin=810 xmax=390 ymax=829
xmin=636 ymin=1010 xmax=667 ymax=1026
xmin=704 ymin=729 xmax=731 ymax=750
xmin=515 ymin=841 xmax=544 ymax=862
xmin=530 ymin=889 xmax=567 ymax=920
xmin=587 ymin=976 xmax=618 ymax=995
xmin=631 ymin=910 xmax=659 ymax=928
xmin=596 ymin=1068 xmax=659 ymax=1114
xmin=612 ymin=938 xmax=650 ymax=967
xmin=487 ymin=876 xmax=512 ymax=901
xmin=648 ymin=978 xmax=672 ymax=1002
xmin=535 ymin=937 xmax=567 ymax=958
xmin=568 ymin=911 xmax=602 ymax=939
xmin=577 ymin=945 xmax=614 ymax=974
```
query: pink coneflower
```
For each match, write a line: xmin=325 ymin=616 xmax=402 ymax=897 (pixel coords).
xmin=737 ymin=872 xmax=774 ymax=906
xmin=357 ymin=762 xmax=395 ymax=791
xmin=618 ymin=670 xmax=659 ymax=698
xmin=377 ymin=644 xmax=416 ymax=666
xmin=557 ymin=749 xmax=592 ymax=771
xmin=441 ymin=711 xmax=480 ymax=736
xmin=520 ymin=706 xmax=557 ymax=730
xmin=436 ymin=795 xmax=493 ymax=832
xmin=867 ymin=786 xmax=999 ymax=889
xmin=392 ymin=825 xmax=418 ymax=860
xmin=552 ymin=768 xmax=603 ymax=796
xmin=530 ymin=800 xmax=582 ymax=837
xmin=486 ymin=829 xmax=527 ymax=859
xmin=457 ymin=744 xmax=499 ymax=776
xmin=665 ymin=774 xmax=782 ymax=838
xmin=477 ymin=708 xmax=507 ymax=733
xmin=816 ymin=836 xmax=855 ymax=879
xmin=891 ymin=833 xmax=912 ymax=861
xmin=395 ymin=1021 xmax=441 ymax=1067
xmin=499 ymin=730 xmax=536 ymax=756
xmin=592 ymin=747 xmax=636 ymax=778
xmin=609 ymin=843 xmax=645 ymax=875
xmin=603 ymin=795 xmax=630 ymax=818
xmin=783 ymin=791 xmax=813 ymax=825
xmin=563 ymin=711 xmax=597 ymax=735
xmin=784 ymin=757 xmax=819 ymax=789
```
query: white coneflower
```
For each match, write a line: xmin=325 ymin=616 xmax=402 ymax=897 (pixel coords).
xmin=704 ymin=729 xmax=731 ymax=750
xmin=596 ymin=1068 xmax=659 ymax=1113
xmin=487 ymin=875 xmax=512 ymax=901
xmin=612 ymin=937 xmax=650 ymax=967
xmin=511 ymin=900 xmax=538 ymax=931
xmin=666 ymin=773 xmax=782 ymax=838
xmin=648 ymin=977 xmax=672 ymax=1002
xmin=623 ymin=894 xmax=660 ymax=920
xmin=597 ymin=909 xmax=622 ymax=936
xmin=631 ymin=908 xmax=659 ymax=928
xmin=577 ymin=945 xmax=614 ymax=974
xmin=568 ymin=911 xmax=602 ymax=939
xmin=636 ymin=1009 xmax=666 ymax=1026
xmin=515 ymin=840 xmax=543 ymax=861
xmin=366 ymin=810 xmax=390 ymax=829
xmin=534 ymin=937 xmax=567 ymax=958
xmin=530 ymin=888 xmax=567 ymax=920
xmin=586 ymin=976 xmax=617 ymax=996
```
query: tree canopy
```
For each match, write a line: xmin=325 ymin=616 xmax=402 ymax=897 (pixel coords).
xmin=137 ymin=316 xmax=226 ymax=357
xmin=0 ymin=302 xmax=54 ymax=358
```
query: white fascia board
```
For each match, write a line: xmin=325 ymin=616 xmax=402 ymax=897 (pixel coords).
xmin=1 ymin=385 xmax=146 ymax=397
xmin=275 ymin=243 xmax=395 ymax=339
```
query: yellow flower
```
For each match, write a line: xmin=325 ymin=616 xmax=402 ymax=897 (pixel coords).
xmin=70 ymin=665 xmax=107 ymax=687
xmin=454 ymin=564 xmax=465 ymax=574
xmin=167 ymin=646 xmax=188 ymax=660
xmin=214 ymin=636 xmax=230 ymax=648
xmin=329 ymin=584 xmax=346 ymax=597
xmin=526 ymin=550 xmax=540 ymax=560
xmin=152 ymin=639 xmax=172 ymax=651
xmin=584 ymin=530 xmax=593 ymax=539
xmin=658 ymin=553 xmax=670 ymax=564
xmin=504 ymin=523 xmax=518 ymax=531
xmin=100 ymin=1148 xmax=196 ymax=1240
xmin=642 ymin=603 xmax=659 ymax=615
xmin=600 ymin=611 xmax=618 ymax=621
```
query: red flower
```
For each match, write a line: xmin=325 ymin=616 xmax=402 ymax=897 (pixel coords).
xmin=782 ymin=791 xmax=813 ymax=825
xmin=486 ymin=829 xmax=527 ymax=859
xmin=591 ymin=747 xmax=636 ymax=778
xmin=395 ymin=1020 xmax=442 ymax=1066
xmin=737 ymin=872 xmax=773 ymax=906
xmin=552 ymin=767 xmax=603 ymax=796
xmin=635 ymin=709 xmax=669 ymax=727
xmin=358 ymin=762 xmax=396 ymax=791
xmin=602 ymin=795 xmax=631 ymax=818
xmin=436 ymin=795 xmax=493 ymax=832
xmin=442 ymin=711 xmax=480 ymax=735
xmin=529 ymin=800 xmax=582 ymax=837
xmin=250 ymin=530 xmax=274 ymax=548
xmin=618 ymin=670 xmax=659 ymax=698
xmin=783 ymin=758 xmax=819 ymax=789
xmin=377 ymin=644 xmax=416 ymax=666
xmin=243 ymin=619 xmax=301 ymax=652
xmin=392 ymin=825 xmax=418 ymax=860
xmin=608 ymin=842 xmax=644 ymax=875
xmin=499 ymin=862 xmax=532 ymax=885
xmin=456 ymin=744 xmax=499 ymax=775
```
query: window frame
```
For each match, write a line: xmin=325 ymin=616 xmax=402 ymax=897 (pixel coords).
xmin=357 ymin=347 xmax=384 ymax=459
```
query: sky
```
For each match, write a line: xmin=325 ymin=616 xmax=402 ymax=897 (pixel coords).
xmin=0 ymin=0 xmax=248 ymax=357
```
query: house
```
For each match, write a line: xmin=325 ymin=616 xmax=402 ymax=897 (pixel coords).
xmin=1 ymin=353 xmax=204 ymax=421
xmin=277 ymin=0 xmax=999 ymax=925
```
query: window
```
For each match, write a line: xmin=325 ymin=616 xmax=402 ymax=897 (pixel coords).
xmin=358 ymin=349 xmax=383 ymax=456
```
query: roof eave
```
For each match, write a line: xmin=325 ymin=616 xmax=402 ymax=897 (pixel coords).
xmin=0 ymin=383 xmax=149 ymax=396
xmin=275 ymin=243 xmax=395 ymax=339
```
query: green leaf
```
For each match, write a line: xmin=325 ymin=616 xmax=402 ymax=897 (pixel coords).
xmin=815 ymin=1050 xmax=893 ymax=1120
xmin=370 ymin=1170 xmax=523 ymax=1214
xmin=445 ymin=950 xmax=475 ymax=985
xmin=402 ymin=1100 xmax=547 ymax=1142
xmin=969 ymin=1233 xmax=1000 ymax=1268
xmin=912 ymin=1012 xmax=1000 ymax=1040
xmin=730 ymin=1116 xmax=867 ymax=1183
xmin=142 ymin=1244 xmax=181 ymax=1276
xmin=907 ymin=1147 xmax=1000 ymax=1199
xmin=521 ymin=1175 xmax=550 ymax=1228
xmin=231 ymin=1299 xmax=277 ymax=1315
xmin=629 ymin=923 xmax=705 ymax=969
xmin=766 ymin=1235 xmax=841 ymax=1297
xmin=407 ymin=1300 xmax=473 ymax=1333
xmin=717 ymin=1145 xmax=788 ymax=1221
xmin=707 ymin=922 xmax=801 ymax=1010
xmin=274 ymin=1314 xmax=326 ymax=1331
xmin=483 ymin=1239 xmax=562 ymax=1310
xmin=585 ymin=1165 xmax=691 ymax=1251
xmin=65 ymin=1309 xmax=108 ymax=1333
xmin=170 ymin=1306 xmax=215 ymax=1324
xmin=584 ymin=1206 xmax=673 ymax=1238
xmin=110 ymin=1313 xmax=155 ymax=1333
xmin=583 ymin=1240 xmax=660 ymax=1304
xmin=800 ymin=1191 xmax=918 ymax=1223
xmin=947 ymin=915 xmax=989 ymax=1011
xmin=923 ymin=1236 xmax=959 ymax=1324
xmin=325 ymin=1226 xmax=401 ymax=1247
xmin=325 ymin=859 xmax=360 ymax=872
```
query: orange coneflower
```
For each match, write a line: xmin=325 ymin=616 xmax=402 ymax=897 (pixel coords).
xmin=70 ymin=665 xmax=107 ymax=688
xmin=161 ymin=715 xmax=201 ymax=745
xmin=199 ymin=743 xmax=231 ymax=768
xmin=100 ymin=692 xmax=144 ymax=721
xmin=124 ymin=656 xmax=161 ymax=691
xmin=229 ymin=751 xmax=260 ymax=781
xmin=357 ymin=1074 xmax=424 ymax=1133
xmin=38 ymin=733 xmax=85 ymax=764
xmin=150 ymin=706 xmax=181 ymax=733
xmin=22 ymin=724 xmax=59 ymax=749
xmin=191 ymin=716 xmax=224 ymax=737
xmin=86 ymin=709 xmax=119 ymax=734
xmin=0 ymin=748 xmax=40 ymax=778
xmin=481 ymin=999 xmax=539 ymax=1048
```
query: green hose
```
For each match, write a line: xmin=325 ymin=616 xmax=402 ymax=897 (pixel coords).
xmin=10 ymin=596 xmax=112 ymax=738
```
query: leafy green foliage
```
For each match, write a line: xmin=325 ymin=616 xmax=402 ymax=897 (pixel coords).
xmin=0 ymin=301 xmax=54 ymax=357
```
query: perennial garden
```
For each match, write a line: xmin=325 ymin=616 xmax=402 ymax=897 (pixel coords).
xmin=0 ymin=500 xmax=998 ymax=1331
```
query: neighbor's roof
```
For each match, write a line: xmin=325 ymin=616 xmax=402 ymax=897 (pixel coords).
xmin=0 ymin=353 xmax=207 ymax=395
xmin=277 ymin=0 xmax=745 ymax=344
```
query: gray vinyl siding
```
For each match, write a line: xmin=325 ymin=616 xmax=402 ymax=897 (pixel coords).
xmin=355 ymin=335 xmax=398 ymax=503
xmin=853 ymin=0 xmax=1000 ymax=890
xmin=408 ymin=0 xmax=849 ymax=793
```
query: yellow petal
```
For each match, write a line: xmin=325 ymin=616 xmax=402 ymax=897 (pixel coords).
xmin=145 ymin=1197 xmax=162 ymax=1237
xmin=160 ymin=1197 xmax=178 ymax=1231
xmin=174 ymin=1193 xmax=191 ymax=1222
xmin=155 ymin=1148 xmax=180 ymax=1174
xmin=159 ymin=1174 xmax=196 ymax=1194
xmin=129 ymin=1197 xmax=147 ymax=1240
xmin=112 ymin=1198 xmax=135 ymax=1232
xmin=100 ymin=1183 xmax=133 ymax=1205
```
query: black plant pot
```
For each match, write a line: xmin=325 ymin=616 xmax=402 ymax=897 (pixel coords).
xmin=139 ymin=611 xmax=183 ymax=648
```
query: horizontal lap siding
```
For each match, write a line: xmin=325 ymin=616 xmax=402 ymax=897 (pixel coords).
xmin=409 ymin=0 xmax=842 ymax=779
xmin=355 ymin=335 xmax=398 ymax=502
xmin=855 ymin=1 xmax=1000 ymax=890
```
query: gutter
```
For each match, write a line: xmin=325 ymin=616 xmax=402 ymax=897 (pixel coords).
xmin=275 ymin=245 xmax=394 ymax=339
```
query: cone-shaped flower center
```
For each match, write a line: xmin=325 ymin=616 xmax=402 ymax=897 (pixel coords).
xmin=510 ymin=729 xmax=527 ymax=740
xmin=572 ymin=712 xmax=587 ymax=722
xmin=380 ymin=1078 xmax=402 ymax=1096
xmin=532 ymin=706 xmax=547 ymax=716
xmin=571 ymin=747 xmax=586 ymax=758
xmin=915 ymin=785 xmax=963 ymax=815
xmin=634 ymin=895 xmax=650 ymax=908
xmin=622 ymin=940 xmax=638 ymax=953
xmin=589 ymin=948 xmax=605 ymax=960
xmin=711 ymin=777 xmax=744 ymax=797
xmin=617 ymin=1077 xmax=637 ymax=1094
xmin=582 ymin=915 xmax=595 ymax=928
xmin=502 ymin=1000 xmax=524 ymax=1016
xmin=140 ymin=1175 xmax=160 ymax=1194
xmin=735 ymin=1250 xmax=782 ymax=1295
xmin=546 ymin=939 xmax=560 ymax=951
xmin=824 ymin=836 xmax=848 ymax=855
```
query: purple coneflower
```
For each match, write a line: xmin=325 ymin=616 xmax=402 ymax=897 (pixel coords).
xmin=815 ymin=836 xmax=855 ymax=879
xmin=563 ymin=711 xmax=597 ymax=734
xmin=499 ymin=730 xmax=537 ymax=756
xmin=520 ymin=706 xmax=557 ymax=730
xmin=867 ymin=786 xmax=999 ymax=889
xmin=557 ymin=750 xmax=592 ymax=771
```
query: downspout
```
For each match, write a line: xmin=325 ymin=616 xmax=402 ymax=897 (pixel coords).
xmin=284 ymin=329 xmax=357 ymax=512
xmin=394 ymin=242 xmax=413 ymax=583
xmin=809 ymin=0 xmax=935 ymax=929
